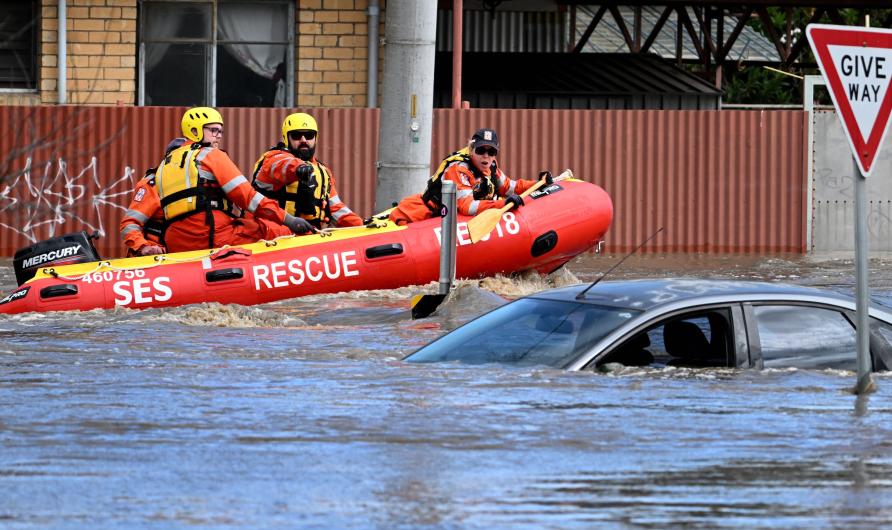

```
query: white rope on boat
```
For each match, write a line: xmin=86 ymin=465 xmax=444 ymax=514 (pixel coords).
xmin=43 ymin=245 xmax=241 ymax=281
xmin=42 ymin=173 xmax=577 ymax=282
xmin=262 ymin=233 xmax=297 ymax=246
xmin=43 ymin=260 xmax=112 ymax=281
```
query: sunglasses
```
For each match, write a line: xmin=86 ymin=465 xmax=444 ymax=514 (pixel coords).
xmin=203 ymin=126 xmax=224 ymax=136
xmin=289 ymin=130 xmax=317 ymax=141
xmin=474 ymin=146 xmax=498 ymax=156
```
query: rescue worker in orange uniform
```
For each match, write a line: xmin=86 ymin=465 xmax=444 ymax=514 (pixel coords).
xmin=388 ymin=128 xmax=552 ymax=225
xmin=119 ymin=138 xmax=185 ymax=256
xmin=119 ymin=107 xmax=314 ymax=254
xmin=251 ymin=112 xmax=363 ymax=230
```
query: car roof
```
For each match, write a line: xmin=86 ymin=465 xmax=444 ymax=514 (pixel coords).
xmin=532 ymin=278 xmax=859 ymax=312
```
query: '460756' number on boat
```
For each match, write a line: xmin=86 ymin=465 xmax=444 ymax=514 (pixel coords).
xmin=81 ymin=269 xmax=147 ymax=283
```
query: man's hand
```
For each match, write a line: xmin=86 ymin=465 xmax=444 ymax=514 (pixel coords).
xmin=538 ymin=170 xmax=553 ymax=185
xmin=365 ymin=218 xmax=388 ymax=229
xmin=504 ymin=193 xmax=524 ymax=209
xmin=137 ymin=244 xmax=165 ymax=256
xmin=284 ymin=214 xmax=316 ymax=235
xmin=296 ymin=163 xmax=314 ymax=182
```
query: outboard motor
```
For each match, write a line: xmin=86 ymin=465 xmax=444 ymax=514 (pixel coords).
xmin=13 ymin=231 xmax=101 ymax=286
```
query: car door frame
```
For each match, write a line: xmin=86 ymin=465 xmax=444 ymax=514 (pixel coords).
xmin=577 ymin=302 xmax=749 ymax=370
xmin=742 ymin=300 xmax=882 ymax=371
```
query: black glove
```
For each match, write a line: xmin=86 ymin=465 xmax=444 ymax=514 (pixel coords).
xmin=284 ymin=214 xmax=315 ymax=235
xmin=365 ymin=218 xmax=388 ymax=229
xmin=296 ymin=163 xmax=314 ymax=182
xmin=538 ymin=170 xmax=553 ymax=185
xmin=504 ymin=193 xmax=524 ymax=209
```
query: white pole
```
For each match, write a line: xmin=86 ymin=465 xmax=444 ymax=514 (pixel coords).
xmin=853 ymin=16 xmax=876 ymax=395
xmin=367 ymin=0 xmax=380 ymax=108
xmin=853 ymin=156 xmax=874 ymax=394
xmin=58 ymin=0 xmax=67 ymax=104
xmin=803 ymin=75 xmax=824 ymax=253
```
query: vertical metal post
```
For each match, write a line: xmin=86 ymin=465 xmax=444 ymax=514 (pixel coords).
xmin=138 ymin=41 xmax=145 ymax=106
xmin=567 ymin=5 xmax=576 ymax=52
xmin=853 ymin=157 xmax=874 ymax=394
xmin=438 ymin=180 xmax=457 ymax=295
xmin=209 ymin=0 xmax=217 ymax=106
xmin=451 ymin=0 xmax=463 ymax=109
xmin=287 ymin=1 xmax=295 ymax=108
xmin=410 ymin=180 xmax=456 ymax=318
xmin=58 ymin=0 xmax=67 ymax=104
xmin=804 ymin=75 xmax=823 ymax=253
xmin=367 ymin=0 xmax=380 ymax=108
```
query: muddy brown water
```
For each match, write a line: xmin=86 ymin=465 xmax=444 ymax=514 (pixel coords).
xmin=3 ymin=252 xmax=892 ymax=529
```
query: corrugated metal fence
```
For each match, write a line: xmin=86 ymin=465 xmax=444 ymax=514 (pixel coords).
xmin=0 ymin=106 xmax=806 ymax=257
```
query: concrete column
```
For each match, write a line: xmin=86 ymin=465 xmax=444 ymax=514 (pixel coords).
xmin=374 ymin=0 xmax=437 ymax=212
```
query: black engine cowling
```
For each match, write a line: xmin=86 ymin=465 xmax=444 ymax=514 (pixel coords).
xmin=13 ymin=231 xmax=101 ymax=286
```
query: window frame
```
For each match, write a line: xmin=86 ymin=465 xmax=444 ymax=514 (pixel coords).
xmin=137 ymin=0 xmax=294 ymax=107
xmin=579 ymin=303 xmax=744 ymax=370
xmin=744 ymin=301 xmax=866 ymax=371
xmin=0 ymin=0 xmax=39 ymax=91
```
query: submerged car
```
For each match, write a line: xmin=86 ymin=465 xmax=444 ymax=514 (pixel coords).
xmin=404 ymin=279 xmax=892 ymax=372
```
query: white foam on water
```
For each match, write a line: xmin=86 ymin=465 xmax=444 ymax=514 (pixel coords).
xmin=154 ymin=302 xmax=307 ymax=328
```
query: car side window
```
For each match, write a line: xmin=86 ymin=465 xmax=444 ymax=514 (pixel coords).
xmin=752 ymin=305 xmax=856 ymax=370
xmin=869 ymin=318 xmax=892 ymax=371
xmin=595 ymin=309 xmax=732 ymax=368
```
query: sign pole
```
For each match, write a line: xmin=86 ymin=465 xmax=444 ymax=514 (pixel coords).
xmin=853 ymin=157 xmax=874 ymax=393
xmin=807 ymin=23 xmax=892 ymax=394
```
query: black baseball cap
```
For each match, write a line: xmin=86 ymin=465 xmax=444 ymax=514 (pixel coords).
xmin=470 ymin=128 xmax=499 ymax=150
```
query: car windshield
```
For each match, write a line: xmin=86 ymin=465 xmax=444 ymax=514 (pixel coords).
xmin=404 ymin=298 xmax=641 ymax=368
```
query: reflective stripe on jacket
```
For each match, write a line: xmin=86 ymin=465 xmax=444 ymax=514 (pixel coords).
xmin=156 ymin=144 xmax=232 ymax=222
xmin=252 ymin=145 xmax=362 ymax=228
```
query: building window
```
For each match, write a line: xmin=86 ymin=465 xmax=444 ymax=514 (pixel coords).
xmin=139 ymin=0 xmax=293 ymax=107
xmin=0 ymin=0 xmax=39 ymax=90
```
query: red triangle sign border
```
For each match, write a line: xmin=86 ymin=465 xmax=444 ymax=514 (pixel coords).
xmin=806 ymin=24 xmax=892 ymax=176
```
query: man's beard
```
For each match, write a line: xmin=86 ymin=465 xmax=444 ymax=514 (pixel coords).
xmin=293 ymin=144 xmax=315 ymax=161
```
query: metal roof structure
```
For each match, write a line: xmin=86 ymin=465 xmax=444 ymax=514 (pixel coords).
xmin=436 ymin=9 xmax=566 ymax=53
xmin=434 ymin=52 xmax=722 ymax=109
xmin=435 ymin=3 xmax=892 ymax=107
xmin=573 ymin=5 xmax=779 ymax=62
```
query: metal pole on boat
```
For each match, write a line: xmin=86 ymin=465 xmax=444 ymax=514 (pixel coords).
xmin=439 ymin=180 xmax=457 ymax=295
xmin=853 ymin=156 xmax=874 ymax=394
xmin=410 ymin=181 xmax=456 ymax=319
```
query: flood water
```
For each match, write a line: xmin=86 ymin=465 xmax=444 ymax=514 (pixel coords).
xmin=4 ymin=253 xmax=892 ymax=529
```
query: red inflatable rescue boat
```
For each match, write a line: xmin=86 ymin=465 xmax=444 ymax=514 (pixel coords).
xmin=0 ymin=179 xmax=612 ymax=314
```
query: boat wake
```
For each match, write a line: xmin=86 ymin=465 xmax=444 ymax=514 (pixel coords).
xmin=150 ymin=302 xmax=307 ymax=328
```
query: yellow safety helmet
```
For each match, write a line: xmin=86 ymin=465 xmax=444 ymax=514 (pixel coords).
xmin=181 ymin=107 xmax=224 ymax=142
xmin=282 ymin=112 xmax=318 ymax=144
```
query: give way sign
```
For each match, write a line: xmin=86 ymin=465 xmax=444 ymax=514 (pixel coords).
xmin=807 ymin=24 xmax=892 ymax=176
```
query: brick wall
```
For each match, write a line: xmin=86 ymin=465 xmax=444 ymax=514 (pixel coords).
xmin=39 ymin=0 xmax=138 ymax=105
xmin=1 ymin=0 xmax=381 ymax=108
xmin=297 ymin=0 xmax=383 ymax=108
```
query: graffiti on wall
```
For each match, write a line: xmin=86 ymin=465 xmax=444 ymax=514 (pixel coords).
xmin=0 ymin=157 xmax=136 ymax=244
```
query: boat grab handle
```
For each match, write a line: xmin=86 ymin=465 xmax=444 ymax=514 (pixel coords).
xmin=205 ymin=268 xmax=244 ymax=283
xmin=40 ymin=284 xmax=78 ymax=299
xmin=365 ymin=243 xmax=404 ymax=259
